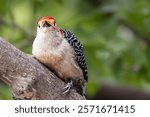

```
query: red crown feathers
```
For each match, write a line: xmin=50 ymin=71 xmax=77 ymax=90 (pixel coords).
xmin=37 ymin=16 xmax=54 ymax=24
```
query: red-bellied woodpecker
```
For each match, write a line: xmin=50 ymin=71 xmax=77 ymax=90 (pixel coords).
xmin=32 ymin=16 xmax=88 ymax=96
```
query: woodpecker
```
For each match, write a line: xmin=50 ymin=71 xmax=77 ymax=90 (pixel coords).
xmin=32 ymin=16 xmax=88 ymax=96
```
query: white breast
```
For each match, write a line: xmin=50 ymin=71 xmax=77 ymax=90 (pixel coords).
xmin=32 ymin=30 xmax=74 ymax=59
xmin=32 ymin=31 xmax=83 ymax=79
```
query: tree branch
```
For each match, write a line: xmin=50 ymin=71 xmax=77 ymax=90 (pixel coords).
xmin=92 ymin=83 xmax=150 ymax=100
xmin=0 ymin=37 xmax=85 ymax=100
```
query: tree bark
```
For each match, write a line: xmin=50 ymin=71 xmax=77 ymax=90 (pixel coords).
xmin=0 ymin=37 xmax=85 ymax=100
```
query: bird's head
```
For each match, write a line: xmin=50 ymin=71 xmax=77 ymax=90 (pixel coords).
xmin=36 ymin=16 xmax=64 ymax=38
xmin=37 ymin=16 xmax=57 ymax=32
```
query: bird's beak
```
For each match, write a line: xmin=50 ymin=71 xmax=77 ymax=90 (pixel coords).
xmin=43 ymin=21 xmax=51 ymax=27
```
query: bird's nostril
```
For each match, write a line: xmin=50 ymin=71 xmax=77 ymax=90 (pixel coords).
xmin=43 ymin=21 xmax=51 ymax=27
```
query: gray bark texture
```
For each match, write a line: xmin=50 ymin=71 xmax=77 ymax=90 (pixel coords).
xmin=0 ymin=37 xmax=85 ymax=100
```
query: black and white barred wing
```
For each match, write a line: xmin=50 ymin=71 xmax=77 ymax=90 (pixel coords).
xmin=63 ymin=30 xmax=88 ymax=82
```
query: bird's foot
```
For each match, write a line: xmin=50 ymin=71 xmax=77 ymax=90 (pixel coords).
xmin=62 ymin=80 xmax=73 ymax=94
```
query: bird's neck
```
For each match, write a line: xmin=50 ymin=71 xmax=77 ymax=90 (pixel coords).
xmin=37 ymin=30 xmax=63 ymax=48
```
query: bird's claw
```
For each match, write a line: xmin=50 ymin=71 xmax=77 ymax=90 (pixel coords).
xmin=62 ymin=80 xmax=73 ymax=94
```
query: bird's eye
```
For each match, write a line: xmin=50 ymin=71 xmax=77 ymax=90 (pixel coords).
xmin=38 ymin=25 xmax=40 ymax=28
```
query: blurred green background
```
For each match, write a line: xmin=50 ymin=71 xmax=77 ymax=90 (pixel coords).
xmin=1 ymin=0 xmax=150 ymax=99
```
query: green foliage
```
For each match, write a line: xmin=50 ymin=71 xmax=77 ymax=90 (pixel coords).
xmin=0 ymin=83 xmax=11 ymax=99
xmin=0 ymin=0 xmax=150 ymax=99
